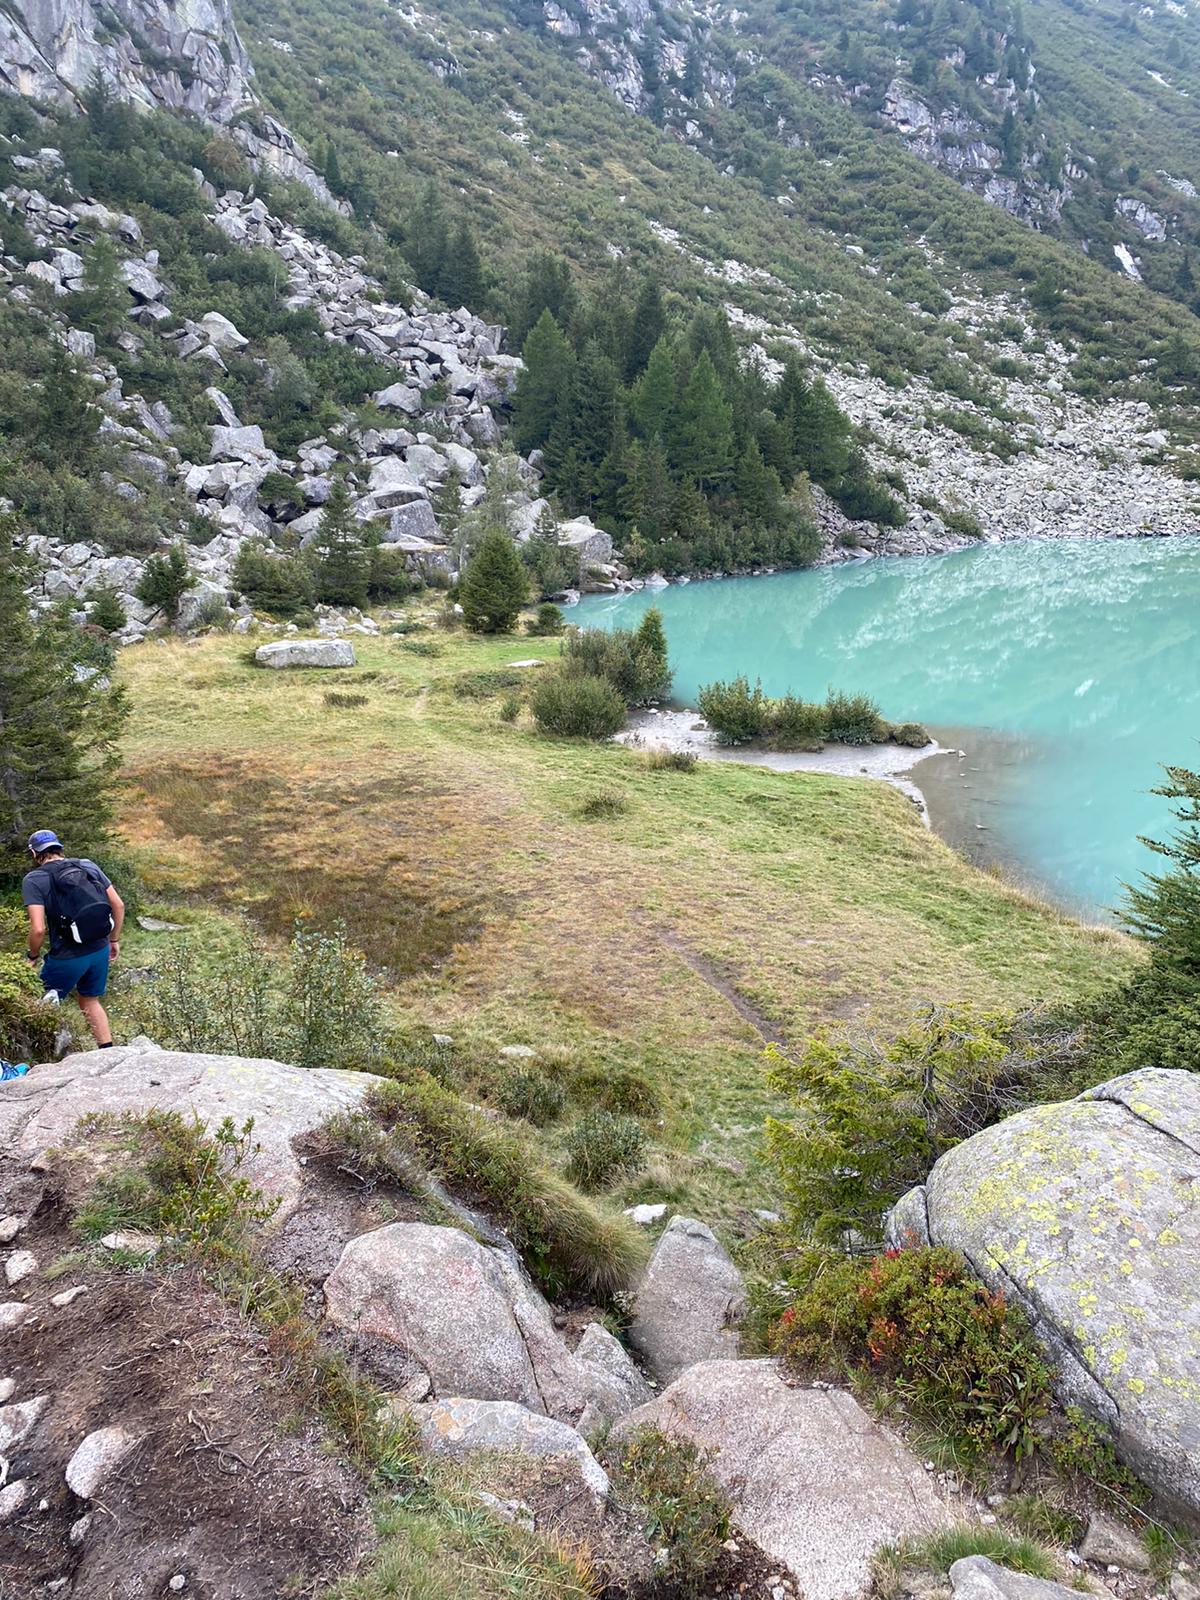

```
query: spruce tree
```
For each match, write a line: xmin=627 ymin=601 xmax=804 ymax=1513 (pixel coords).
xmin=629 ymin=336 xmax=677 ymax=442
xmin=0 ymin=516 xmax=128 ymax=874
xmin=1124 ymin=762 xmax=1200 ymax=974
xmin=460 ymin=529 xmax=528 ymax=633
xmin=136 ymin=544 xmax=194 ymax=621
xmin=567 ymin=341 xmax=623 ymax=506
xmin=441 ymin=221 xmax=485 ymax=310
xmin=619 ymin=435 xmax=674 ymax=541
xmin=625 ymin=277 xmax=666 ymax=381
xmin=633 ymin=606 xmax=670 ymax=699
xmin=512 ymin=310 xmax=576 ymax=454
xmin=406 ymin=183 xmax=449 ymax=299
xmin=522 ymin=503 xmax=575 ymax=598
xmin=76 ymin=235 xmax=128 ymax=341
xmin=88 ymin=586 xmax=127 ymax=633
xmin=734 ymin=438 xmax=784 ymax=527
xmin=311 ymin=477 xmax=370 ymax=608
xmin=512 ymin=253 xmax=579 ymax=350
xmin=675 ymin=350 xmax=734 ymax=492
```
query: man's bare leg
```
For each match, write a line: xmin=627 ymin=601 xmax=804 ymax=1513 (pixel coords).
xmin=77 ymin=994 xmax=113 ymax=1047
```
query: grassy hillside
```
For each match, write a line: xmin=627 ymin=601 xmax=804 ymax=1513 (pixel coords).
xmin=111 ymin=615 xmax=1133 ymax=1222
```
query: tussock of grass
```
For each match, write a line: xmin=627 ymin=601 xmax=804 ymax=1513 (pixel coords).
xmin=343 ymin=1076 xmax=648 ymax=1297
xmin=877 ymin=1525 xmax=1059 ymax=1592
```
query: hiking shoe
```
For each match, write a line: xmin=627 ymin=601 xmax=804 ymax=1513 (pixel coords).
xmin=0 ymin=1062 xmax=30 ymax=1082
xmin=39 ymin=990 xmax=60 ymax=1007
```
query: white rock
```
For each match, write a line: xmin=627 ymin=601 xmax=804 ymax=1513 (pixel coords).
xmin=0 ymin=1396 xmax=49 ymax=1453
xmin=0 ymin=1480 xmax=29 ymax=1522
xmin=0 ymin=1217 xmax=23 ymax=1244
xmin=0 ymin=1303 xmax=33 ymax=1332
xmin=625 ymin=1203 xmax=668 ymax=1226
xmin=197 ymin=311 xmax=249 ymax=352
xmin=51 ymin=1286 xmax=88 ymax=1308
xmin=65 ymin=1426 xmax=139 ymax=1498
xmin=4 ymin=1251 xmax=36 ymax=1286
xmin=255 ymin=639 xmax=357 ymax=669
xmin=411 ymin=1396 xmax=609 ymax=1497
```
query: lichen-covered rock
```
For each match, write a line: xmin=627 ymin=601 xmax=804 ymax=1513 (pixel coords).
xmin=613 ymin=1359 xmax=956 ymax=1598
xmin=411 ymin=1396 xmax=609 ymax=1497
xmin=887 ymin=1068 xmax=1200 ymax=1515
xmin=65 ymin=1426 xmax=139 ymax=1499
xmin=629 ymin=1216 xmax=745 ymax=1384
xmin=949 ymin=1556 xmax=1083 ymax=1598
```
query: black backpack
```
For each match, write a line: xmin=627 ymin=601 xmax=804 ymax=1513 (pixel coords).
xmin=44 ymin=860 xmax=114 ymax=948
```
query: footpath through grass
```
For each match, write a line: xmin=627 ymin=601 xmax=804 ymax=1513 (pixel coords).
xmin=111 ymin=621 xmax=1133 ymax=1221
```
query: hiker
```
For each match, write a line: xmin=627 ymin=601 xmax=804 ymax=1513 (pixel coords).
xmin=22 ymin=830 xmax=124 ymax=1050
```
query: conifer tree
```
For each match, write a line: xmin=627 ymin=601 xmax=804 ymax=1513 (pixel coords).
xmin=734 ymin=438 xmax=783 ymax=527
xmin=619 ymin=435 xmax=674 ymax=541
xmin=522 ymin=503 xmax=576 ymax=598
xmin=675 ymin=350 xmax=734 ymax=491
xmin=136 ymin=544 xmax=194 ymax=621
xmin=324 ymin=139 xmax=343 ymax=194
xmin=459 ymin=529 xmax=528 ymax=633
xmin=568 ymin=341 xmax=623 ymax=504
xmin=0 ymin=517 xmax=128 ymax=872
xmin=33 ymin=347 xmax=100 ymax=471
xmin=88 ymin=586 xmax=127 ymax=633
xmin=76 ymin=236 xmax=128 ymax=341
xmin=629 ymin=336 xmax=677 ymax=442
xmin=625 ymin=277 xmax=666 ymax=381
xmin=406 ymin=183 xmax=449 ymax=299
xmin=512 ymin=310 xmax=576 ymax=453
xmin=311 ymin=476 xmax=370 ymax=608
xmin=441 ymin=221 xmax=485 ymax=310
xmin=512 ymin=253 xmax=579 ymax=350
xmin=633 ymin=606 xmax=670 ymax=699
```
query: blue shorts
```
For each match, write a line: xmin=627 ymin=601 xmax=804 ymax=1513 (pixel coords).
xmin=42 ymin=947 xmax=110 ymax=1000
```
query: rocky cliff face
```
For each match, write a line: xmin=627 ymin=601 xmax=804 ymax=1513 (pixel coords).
xmin=0 ymin=0 xmax=333 ymax=203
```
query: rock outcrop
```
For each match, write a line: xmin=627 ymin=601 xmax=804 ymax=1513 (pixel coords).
xmin=3 ymin=1042 xmax=381 ymax=1220
xmin=614 ymin=1359 xmax=956 ymax=1600
xmin=886 ymin=1067 xmax=1200 ymax=1516
xmin=254 ymin=639 xmax=356 ymax=669
xmin=629 ymin=1215 xmax=746 ymax=1384
xmin=410 ymin=1396 xmax=609 ymax=1497
xmin=949 ymin=1557 xmax=1083 ymax=1598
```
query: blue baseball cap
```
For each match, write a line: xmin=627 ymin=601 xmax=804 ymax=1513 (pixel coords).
xmin=27 ymin=829 xmax=62 ymax=853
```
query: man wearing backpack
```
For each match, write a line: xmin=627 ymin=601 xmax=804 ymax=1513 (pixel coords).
xmin=22 ymin=830 xmax=124 ymax=1050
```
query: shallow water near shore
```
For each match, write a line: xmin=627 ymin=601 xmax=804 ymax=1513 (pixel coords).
xmin=576 ymin=538 xmax=1200 ymax=918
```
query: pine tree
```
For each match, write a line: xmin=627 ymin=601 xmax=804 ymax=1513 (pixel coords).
xmin=459 ymin=529 xmax=528 ymax=633
xmin=569 ymin=341 xmax=623 ymax=506
xmin=406 ymin=183 xmax=450 ymax=300
xmin=33 ymin=347 xmax=100 ymax=471
xmin=324 ymin=139 xmax=343 ymax=194
xmin=776 ymin=371 xmax=851 ymax=488
xmin=76 ymin=235 xmax=128 ymax=341
xmin=733 ymin=438 xmax=783 ymax=527
xmin=88 ymin=586 xmax=127 ymax=633
xmin=625 ymin=277 xmax=666 ymax=381
xmin=512 ymin=253 xmax=579 ymax=350
xmin=512 ymin=310 xmax=576 ymax=454
xmin=522 ymin=503 xmax=575 ymax=598
xmin=136 ymin=544 xmax=194 ymax=621
xmin=311 ymin=477 xmax=370 ymax=608
xmin=1124 ymin=762 xmax=1200 ymax=973
xmin=629 ymin=336 xmax=677 ymax=442
xmin=674 ymin=350 xmax=734 ymax=492
xmin=633 ymin=607 xmax=670 ymax=699
xmin=0 ymin=516 xmax=128 ymax=873
xmin=619 ymin=435 xmax=674 ymax=541
xmin=441 ymin=221 xmax=485 ymax=310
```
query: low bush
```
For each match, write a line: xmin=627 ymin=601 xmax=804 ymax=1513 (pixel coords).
xmin=573 ymin=1064 xmax=662 ymax=1116
xmin=396 ymin=637 xmax=443 ymax=657
xmin=770 ymin=693 xmax=828 ymax=751
xmin=324 ymin=691 xmax=368 ymax=709
xmin=0 ymin=949 xmax=61 ymax=1064
xmin=562 ymin=610 xmax=671 ymax=706
xmin=565 ymin=1110 xmax=648 ymax=1191
xmin=530 ymin=671 xmax=626 ymax=739
xmin=364 ymin=1078 xmax=647 ymax=1296
xmin=892 ymin=721 xmax=932 ymax=748
xmin=497 ymin=1069 xmax=566 ymax=1126
xmin=697 ymin=675 xmax=768 ymax=743
xmin=232 ymin=542 xmax=314 ymax=618
xmin=448 ymin=668 xmax=527 ymax=700
xmin=824 ymin=689 xmax=886 ymax=745
xmin=641 ymin=747 xmax=698 ymax=772
xmin=771 ymin=1247 xmax=1052 ymax=1463
xmin=615 ymin=1427 xmax=731 ymax=1594
xmin=699 ymin=679 xmax=892 ymax=748
xmin=498 ymin=693 xmax=522 ymax=723
xmin=527 ymin=602 xmax=564 ymax=636
xmin=763 ymin=1005 xmax=1080 ymax=1249
xmin=576 ymin=788 xmax=629 ymax=820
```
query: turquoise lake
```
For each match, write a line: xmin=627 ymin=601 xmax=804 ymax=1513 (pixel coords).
xmin=575 ymin=539 xmax=1200 ymax=918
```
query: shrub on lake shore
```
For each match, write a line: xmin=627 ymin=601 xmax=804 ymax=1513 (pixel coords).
xmin=530 ymin=670 xmax=627 ymax=738
xmin=697 ymin=677 xmax=909 ymax=750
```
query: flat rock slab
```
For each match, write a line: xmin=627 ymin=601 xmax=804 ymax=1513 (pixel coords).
xmin=613 ymin=1359 xmax=956 ymax=1600
xmin=888 ymin=1068 xmax=1200 ymax=1515
xmin=255 ymin=639 xmax=356 ymax=669
xmin=949 ymin=1557 xmax=1082 ymax=1598
xmin=412 ymin=1396 xmax=609 ymax=1497
xmin=5 ymin=1045 xmax=381 ymax=1221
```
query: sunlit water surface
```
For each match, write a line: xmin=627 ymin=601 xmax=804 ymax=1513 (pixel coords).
xmin=576 ymin=539 xmax=1200 ymax=917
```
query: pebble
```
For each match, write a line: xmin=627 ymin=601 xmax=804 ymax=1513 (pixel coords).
xmin=100 ymin=1230 xmax=161 ymax=1256
xmin=168 ymin=1578 xmax=187 ymax=1593
xmin=69 ymin=1514 xmax=92 ymax=1544
xmin=0 ymin=1378 xmax=14 ymax=1402
xmin=498 ymin=1044 xmax=536 ymax=1059
xmin=50 ymin=1287 xmax=88 ymax=1308
xmin=5 ymin=1251 xmax=37 ymax=1286
xmin=0 ymin=1217 xmax=23 ymax=1244
xmin=0 ymin=1395 xmax=49 ymax=1452
xmin=0 ymin=1479 xmax=29 ymax=1522
xmin=432 ymin=1035 xmax=454 ymax=1047
xmin=624 ymin=1203 xmax=668 ymax=1226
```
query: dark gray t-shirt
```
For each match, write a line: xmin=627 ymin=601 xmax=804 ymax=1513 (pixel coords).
xmin=22 ymin=858 xmax=113 ymax=959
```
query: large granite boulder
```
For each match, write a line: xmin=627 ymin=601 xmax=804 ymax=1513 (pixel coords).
xmin=410 ymin=1396 xmax=608 ymax=1497
xmin=949 ymin=1557 xmax=1081 ymax=1598
xmin=2 ymin=1043 xmax=379 ymax=1220
xmin=886 ymin=1068 xmax=1200 ymax=1516
xmin=613 ymin=1360 xmax=956 ymax=1599
xmin=324 ymin=1223 xmax=646 ymax=1427
xmin=629 ymin=1216 xmax=745 ymax=1384
xmin=255 ymin=639 xmax=356 ymax=669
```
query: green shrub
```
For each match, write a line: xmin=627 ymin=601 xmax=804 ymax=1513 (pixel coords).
xmin=942 ymin=506 xmax=985 ymax=540
xmin=497 ymin=1069 xmax=566 ymax=1126
xmin=527 ymin=602 xmax=564 ymax=636
xmin=576 ymin=788 xmax=629 ymax=820
xmin=324 ymin=691 xmax=368 ymax=709
xmin=360 ymin=1080 xmax=647 ymax=1296
xmin=562 ymin=611 xmax=671 ymax=705
xmin=498 ymin=693 xmax=521 ymax=723
xmin=232 ymin=542 xmax=315 ymax=618
xmin=697 ymin=675 xmax=768 ymax=743
xmin=574 ymin=1064 xmax=662 ymax=1116
xmin=771 ymin=1247 xmax=1052 ymax=1463
xmin=136 ymin=544 xmax=194 ymax=621
xmin=396 ymin=637 xmax=443 ymax=657
xmin=824 ymin=689 xmax=886 ymax=745
xmin=460 ymin=529 xmax=528 ymax=634
xmin=565 ymin=1110 xmax=648 ymax=1190
xmin=769 ymin=694 xmax=827 ymax=751
xmin=615 ymin=1427 xmax=731 ymax=1593
xmin=892 ymin=721 xmax=932 ymax=748
xmin=530 ymin=670 xmax=626 ymax=739
xmin=641 ymin=747 xmax=698 ymax=772
xmin=0 ymin=950 xmax=60 ymax=1064
xmin=448 ymin=668 xmax=526 ymax=699
xmin=88 ymin=586 xmax=127 ymax=633
xmin=763 ymin=1006 xmax=1076 ymax=1249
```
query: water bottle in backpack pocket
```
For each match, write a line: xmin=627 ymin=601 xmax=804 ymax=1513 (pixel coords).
xmin=45 ymin=860 xmax=113 ymax=948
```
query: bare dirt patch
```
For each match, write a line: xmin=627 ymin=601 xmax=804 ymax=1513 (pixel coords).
xmin=0 ymin=1166 xmax=375 ymax=1600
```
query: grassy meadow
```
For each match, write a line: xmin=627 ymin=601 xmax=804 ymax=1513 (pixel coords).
xmin=110 ymin=616 xmax=1134 ymax=1221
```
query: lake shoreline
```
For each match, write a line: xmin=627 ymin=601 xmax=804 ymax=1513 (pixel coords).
xmin=616 ymin=707 xmax=943 ymax=821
